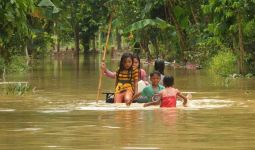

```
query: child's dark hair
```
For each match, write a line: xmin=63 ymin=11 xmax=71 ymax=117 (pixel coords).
xmin=163 ymin=76 xmax=174 ymax=87
xmin=150 ymin=71 xmax=161 ymax=78
xmin=132 ymin=54 xmax=140 ymax=69
xmin=116 ymin=53 xmax=133 ymax=85
xmin=119 ymin=52 xmax=133 ymax=71
xmin=133 ymin=54 xmax=141 ymax=79
xmin=154 ymin=59 xmax=165 ymax=75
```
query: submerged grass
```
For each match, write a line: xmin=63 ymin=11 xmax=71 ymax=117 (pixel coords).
xmin=0 ymin=82 xmax=32 ymax=95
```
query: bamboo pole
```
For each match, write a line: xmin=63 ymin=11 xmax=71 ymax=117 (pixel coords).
xmin=96 ymin=14 xmax=113 ymax=102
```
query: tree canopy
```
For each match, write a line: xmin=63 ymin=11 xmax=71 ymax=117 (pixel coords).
xmin=1 ymin=0 xmax=255 ymax=75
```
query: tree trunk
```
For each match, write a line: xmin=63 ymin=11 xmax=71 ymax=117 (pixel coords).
xmin=92 ymin=35 xmax=96 ymax=52
xmin=166 ymin=0 xmax=188 ymax=57
xmin=26 ymin=37 xmax=33 ymax=57
xmin=24 ymin=44 xmax=30 ymax=66
xmin=237 ymin=13 xmax=245 ymax=74
xmin=190 ymin=5 xmax=199 ymax=25
xmin=151 ymin=38 xmax=159 ymax=59
xmin=0 ymin=46 xmax=3 ymax=58
xmin=98 ymin=31 xmax=101 ymax=51
xmin=82 ymin=36 xmax=90 ymax=55
xmin=2 ymin=67 xmax=6 ymax=82
xmin=74 ymin=24 xmax=80 ymax=56
xmin=116 ymin=29 xmax=122 ymax=51
xmin=0 ymin=47 xmax=10 ymax=62
xmin=57 ymin=36 xmax=60 ymax=53
xmin=53 ymin=22 xmax=57 ymax=52
xmin=141 ymin=38 xmax=151 ymax=62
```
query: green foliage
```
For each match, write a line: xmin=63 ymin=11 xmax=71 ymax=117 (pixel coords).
xmin=38 ymin=0 xmax=60 ymax=14
xmin=7 ymin=56 xmax=28 ymax=73
xmin=0 ymin=0 xmax=33 ymax=58
xmin=209 ymin=50 xmax=237 ymax=77
xmin=32 ymin=32 xmax=53 ymax=57
xmin=245 ymin=73 xmax=254 ymax=78
xmin=124 ymin=18 xmax=173 ymax=33
xmin=5 ymin=83 xmax=32 ymax=95
xmin=190 ymin=36 xmax=223 ymax=65
xmin=79 ymin=0 xmax=108 ymax=52
xmin=0 ymin=57 xmax=4 ymax=73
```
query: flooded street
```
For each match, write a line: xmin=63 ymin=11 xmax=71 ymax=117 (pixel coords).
xmin=1 ymin=55 xmax=255 ymax=149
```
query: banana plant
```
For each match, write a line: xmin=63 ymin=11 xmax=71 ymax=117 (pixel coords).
xmin=123 ymin=17 xmax=173 ymax=33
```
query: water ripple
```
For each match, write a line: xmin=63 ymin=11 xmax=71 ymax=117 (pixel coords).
xmin=0 ymin=108 xmax=15 ymax=112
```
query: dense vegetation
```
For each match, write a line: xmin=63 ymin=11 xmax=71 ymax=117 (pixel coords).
xmin=1 ymin=0 xmax=255 ymax=76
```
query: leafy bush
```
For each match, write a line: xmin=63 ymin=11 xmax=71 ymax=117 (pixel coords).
xmin=190 ymin=36 xmax=223 ymax=65
xmin=7 ymin=56 xmax=28 ymax=73
xmin=32 ymin=32 xmax=53 ymax=58
xmin=209 ymin=50 xmax=237 ymax=76
xmin=5 ymin=83 xmax=32 ymax=95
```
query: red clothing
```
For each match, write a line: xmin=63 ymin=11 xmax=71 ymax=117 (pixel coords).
xmin=160 ymin=96 xmax=177 ymax=107
xmin=159 ymin=87 xmax=179 ymax=107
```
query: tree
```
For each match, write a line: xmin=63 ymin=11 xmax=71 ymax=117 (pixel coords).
xmin=80 ymin=0 xmax=108 ymax=54
xmin=0 ymin=0 xmax=34 ymax=61
xmin=202 ymin=0 xmax=255 ymax=74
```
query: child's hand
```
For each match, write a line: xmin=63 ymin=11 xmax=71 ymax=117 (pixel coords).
xmin=126 ymin=100 xmax=131 ymax=106
xmin=183 ymin=102 xmax=188 ymax=107
xmin=186 ymin=93 xmax=192 ymax=100
xmin=101 ymin=62 xmax=106 ymax=72
xmin=143 ymin=103 xmax=149 ymax=107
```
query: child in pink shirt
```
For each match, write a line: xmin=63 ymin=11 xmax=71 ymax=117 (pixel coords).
xmin=144 ymin=75 xmax=188 ymax=108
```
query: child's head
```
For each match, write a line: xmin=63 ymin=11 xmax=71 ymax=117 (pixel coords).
xmin=150 ymin=71 xmax=161 ymax=86
xmin=163 ymin=76 xmax=174 ymax=87
xmin=154 ymin=59 xmax=165 ymax=75
xmin=132 ymin=54 xmax=140 ymax=69
xmin=119 ymin=53 xmax=133 ymax=70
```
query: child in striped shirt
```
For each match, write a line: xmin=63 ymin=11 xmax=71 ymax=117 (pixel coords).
xmin=114 ymin=53 xmax=138 ymax=103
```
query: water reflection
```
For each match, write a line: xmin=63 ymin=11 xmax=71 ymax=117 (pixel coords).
xmin=156 ymin=109 xmax=177 ymax=127
xmin=1 ymin=55 xmax=255 ymax=149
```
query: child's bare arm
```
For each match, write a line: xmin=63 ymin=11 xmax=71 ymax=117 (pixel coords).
xmin=177 ymin=93 xmax=188 ymax=107
xmin=144 ymin=92 xmax=162 ymax=107
xmin=126 ymin=92 xmax=141 ymax=106
xmin=101 ymin=62 xmax=116 ymax=79
xmin=105 ymin=69 xmax=116 ymax=79
xmin=132 ymin=92 xmax=141 ymax=100
xmin=144 ymin=99 xmax=161 ymax=107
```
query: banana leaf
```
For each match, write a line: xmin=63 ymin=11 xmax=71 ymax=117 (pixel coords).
xmin=123 ymin=17 xmax=174 ymax=33
xmin=38 ymin=0 xmax=55 ymax=7
xmin=38 ymin=0 xmax=60 ymax=13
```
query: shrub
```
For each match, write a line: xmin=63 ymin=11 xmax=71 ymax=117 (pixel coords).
xmin=209 ymin=50 xmax=237 ymax=76
xmin=8 ymin=56 xmax=28 ymax=73
xmin=5 ymin=83 xmax=32 ymax=95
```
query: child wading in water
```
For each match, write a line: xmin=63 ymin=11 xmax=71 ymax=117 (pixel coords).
xmin=144 ymin=75 xmax=188 ymax=107
xmin=147 ymin=59 xmax=165 ymax=85
xmin=127 ymin=71 xmax=164 ymax=105
xmin=114 ymin=53 xmax=138 ymax=103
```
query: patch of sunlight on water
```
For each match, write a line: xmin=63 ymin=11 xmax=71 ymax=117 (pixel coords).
xmin=122 ymin=147 xmax=160 ymax=150
xmin=38 ymin=109 xmax=72 ymax=113
xmin=10 ymin=128 xmax=42 ymax=132
xmin=0 ymin=108 xmax=15 ymax=112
